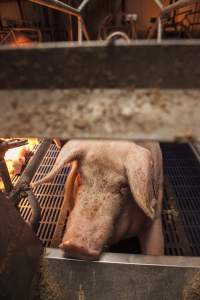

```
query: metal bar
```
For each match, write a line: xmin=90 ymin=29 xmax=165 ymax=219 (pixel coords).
xmin=17 ymin=0 xmax=24 ymax=24
xmin=27 ymin=190 xmax=41 ymax=232
xmin=78 ymin=0 xmax=90 ymax=11
xmin=0 ymin=159 xmax=13 ymax=193
xmin=0 ymin=41 xmax=200 ymax=89
xmin=46 ymin=248 xmax=200 ymax=267
xmin=77 ymin=17 xmax=83 ymax=43
xmin=16 ymin=139 xmax=52 ymax=185
xmin=81 ymin=19 xmax=90 ymax=41
xmin=28 ymin=0 xmax=80 ymax=18
xmin=154 ymin=0 xmax=164 ymax=9
xmin=8 ymin=139 xmax=52 ymax=205
xmin=157 ymin=17 xmax=162 ymax=42
xmin=189 ymin=142 xmax=200 ymax=162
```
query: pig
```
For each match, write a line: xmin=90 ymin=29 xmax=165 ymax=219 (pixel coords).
xmin=32 ymin=140 xmax=164 ymax=260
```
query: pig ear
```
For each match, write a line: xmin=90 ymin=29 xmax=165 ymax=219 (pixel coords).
xmin=125 ymin=144 xmax=157 ymax=220
xmin=31 ymin=141 xmax=84 ymax=187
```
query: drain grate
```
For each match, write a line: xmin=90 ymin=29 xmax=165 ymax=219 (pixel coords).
xmin=18 ymin=142 xmax=200 ymax=255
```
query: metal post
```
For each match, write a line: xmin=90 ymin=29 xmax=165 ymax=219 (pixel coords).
xmin=77 ymin=17 xmax=83 ymax=43
xmin=0 ymin=159 xmax=13 ymax=193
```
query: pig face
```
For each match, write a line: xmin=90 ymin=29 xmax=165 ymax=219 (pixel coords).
xmin=60 ymin=157 xmax=127 ymax=260
xmin=33 ymin=140 xmax=162 ymax=260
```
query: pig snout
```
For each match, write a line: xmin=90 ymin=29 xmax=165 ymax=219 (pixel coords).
xmin=59 ymin=240 xmax=100 ymax=261
xmin=59 ymin=216 xmax=113 ymax=261
xmin=59 ymin=188 xmax=122 ymax=260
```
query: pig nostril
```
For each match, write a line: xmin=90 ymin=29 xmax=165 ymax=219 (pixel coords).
xmin=59 ymin=240 xmax=100 ymax=260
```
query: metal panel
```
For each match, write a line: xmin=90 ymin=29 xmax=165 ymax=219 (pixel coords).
xmin=42 ymin=248 xmax=200 ymax=300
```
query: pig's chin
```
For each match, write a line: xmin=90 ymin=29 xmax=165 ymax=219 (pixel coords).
xmin=59 ymin=241 xmax=102 ymax=261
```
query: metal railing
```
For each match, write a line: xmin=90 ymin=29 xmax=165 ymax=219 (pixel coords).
xmin=150 ymin=0 xmax=200 ymax=41
xmin=28 ymin=0 xmax=91 ymax=43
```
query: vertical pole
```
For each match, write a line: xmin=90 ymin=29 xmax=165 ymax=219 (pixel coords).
xmin=77 ymin=16 xmax=82 ymax=43
xmin=157 ymin=17 xmax=162 ymax=42
xmin=0 ymin=159 xmax=13 ymax=193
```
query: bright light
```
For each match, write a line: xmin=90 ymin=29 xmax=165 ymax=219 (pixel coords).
xmin=0 ymin=138 xmax=39 ymax=190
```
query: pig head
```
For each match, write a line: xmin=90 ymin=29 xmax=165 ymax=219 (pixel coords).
xmin=33 ymin=140 xmax=164 ymax=260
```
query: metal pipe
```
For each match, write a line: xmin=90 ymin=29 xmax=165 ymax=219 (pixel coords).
xmin=0 ymin=159 xmax=13 ymax=193
xmin=27 ymin=190 xmax=41 ymax=232
xmin=78 ymin=0 xmax=90 ymax=11
xmin=9 ymin=139 xmax=52 ymax=205
xmin=106 ymin=31 xmax=131 ymax=43
xmin=154 ymin=0 xmax=164 ymax=9
xmin=157 ymin=17 xmax=162 ymax=42
xmin=77 ymin=17 xmax=83 ymax=44
xmin=16 ymin=139 xmax=52 ymax=185
xmin=82 ymin=20 xmax=90 ymax=41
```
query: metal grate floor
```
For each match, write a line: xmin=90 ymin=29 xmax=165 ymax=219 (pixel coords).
xmin=19 ymin=144 xmax=69 ymax=247
xmin=18 ymin=142 xmax=200 ymax=256
xmin=161 ymin=143 xmax=200 ymax=256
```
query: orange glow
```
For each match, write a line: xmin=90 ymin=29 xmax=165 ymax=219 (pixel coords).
xmin=0 ymin=138 xmax=39 ymax=190
xmin=15 ymin=34 xmax=32 ymax=45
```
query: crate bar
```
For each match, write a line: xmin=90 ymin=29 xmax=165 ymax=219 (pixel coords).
xmin=0 ymin=41 xmax=200 ymax=89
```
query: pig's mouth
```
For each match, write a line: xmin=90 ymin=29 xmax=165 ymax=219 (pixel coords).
xmin=59 ymin=240 xmax=102 ymax=261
